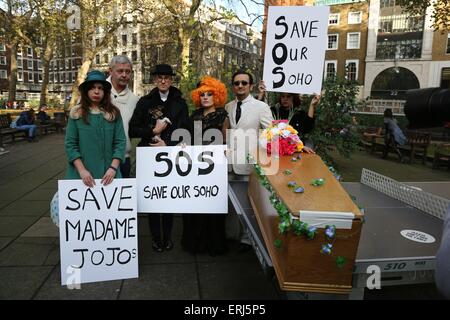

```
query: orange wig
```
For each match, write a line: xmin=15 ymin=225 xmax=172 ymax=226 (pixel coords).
xmin=191 ymin=76 xmax=228 ymax=109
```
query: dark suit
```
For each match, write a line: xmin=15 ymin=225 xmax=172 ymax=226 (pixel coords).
xmin=129 ymin=86 xmax=189 ymax=244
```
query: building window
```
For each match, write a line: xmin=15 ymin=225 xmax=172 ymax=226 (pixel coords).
xmin=347 ymin=32 xmax=360 ymax=49
xmin=329 ymin=13 xmax=339 ymax=26
xmin=95 ymin=54 xmax=100 ymax=64
xmin=28 ymin=72 xmax=34 ymax=81
xmin=95 ymin=38 xmax=100 ymax=47
xmin=0 ymin=56 xmax=6 ymax=65
xmin=447 ymin=33 xmax=450 ymax=54
xmin=38 ymin=73 xmax=43 ymax=82
xmin=327 ymin=34 xmax=338 ymax=50
xmin=376 ymin=39 xmax=422 ymax=59
xmin=324 ymin=61 xmax=337 ymax=79
xmin=104 ymin=54 xmax=109 ymax=64
xmin=0 ymin=44 xmax=5 ymax=51
xmin=27 ymin=47 xmax=33 ymax=57
xmin=27 ymin=60 xmax=33 ymax=70
xmin=132 ymin=50 xmax=137 ymax=61
xmin=17 ymin=47 xmax=22 ymax=56
xmin=38 ymin=61 xmax=42 ymax=70
xmin=380 ymin=0 xmax=396 ymax=8
xmin=132 ymin=33 xmax=137 ymax=45
xmin=17 ymin=59 xmax=22 ymax=68
xmin=122 ymin=34 xmax=127 ymax=46
xmin=348 ymin=12 xmax=362 ymax=24
xmin=345 ymin=60 xmax=359 ymax=81
xmin=18 ymin=71 xmax=23 ymax=81
xmin=0 ymin=70 xmax=7 ymax=79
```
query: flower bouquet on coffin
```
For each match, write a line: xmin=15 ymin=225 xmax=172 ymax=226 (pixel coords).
xmin=260 ymin=120 xmax=304 ymax=156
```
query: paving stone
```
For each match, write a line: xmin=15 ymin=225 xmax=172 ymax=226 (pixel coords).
xmin=0 ymin=216 xmax=40 ymax=237
xmin=21 ymin=217 xmax=59 ymax=237
xmin=0 ymin=266 xmax=53 ymax=299
xmin=34 ymin=266 xmax=122 ymax=300
xmin=0 ymin=237 xmax=13 ymax=251
xmin=120 ymin=264 xmax=199 ymax=300
xmin=198 ymin=261 xmax=281 ymax=300
xmin=0 ymin=237 xmax=58 ymax=266
xmin=21 ymin=189 xmax=57 ymax=201
xmin=0 ymin=200 xmax=50 ymax=217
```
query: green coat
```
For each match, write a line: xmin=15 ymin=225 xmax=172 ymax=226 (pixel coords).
xmin=64 ymin=111 xmax=126 ymax=180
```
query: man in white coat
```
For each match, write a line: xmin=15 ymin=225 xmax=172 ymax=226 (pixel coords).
xmin=107 ymin=55 xmax=139 ymax=178
xmin=225 ymin=70 xmax=273 ymax=250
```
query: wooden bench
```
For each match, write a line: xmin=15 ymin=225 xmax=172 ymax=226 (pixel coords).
xmin=53 ymin=112 xmax=67 ymax=132
xmin=399 ymin=131 xmax=431 ymax=164
xmin=35 ymin=119 xmax=57 ymax=135
xmin=0 ymin=114 xmax=27 ymax=143
xmin=432 ymin=143 xmax=450 ymax=170
xmin=361 ymin=127 xmax=382 ymax=153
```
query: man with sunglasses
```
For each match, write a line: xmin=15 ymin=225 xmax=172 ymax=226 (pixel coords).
xmin=129 ymin=63 xmax=189 ymax=253
xmin=225 ymin=70 xmax=273 ymax=252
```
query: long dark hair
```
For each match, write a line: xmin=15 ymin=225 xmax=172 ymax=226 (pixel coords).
xmin=278 ymin=93 xmax=301 ymax=109
xmin=79 ymin=82 xmax=120 ymax=124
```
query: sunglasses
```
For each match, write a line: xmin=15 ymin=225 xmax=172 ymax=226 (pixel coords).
xmin=233 ymin=80 xmax=249 ymax=86
xmin=200 ymin=92 xmax=213 ymax=97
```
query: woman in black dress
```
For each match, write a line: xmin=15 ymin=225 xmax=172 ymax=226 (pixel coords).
xmin=181 ymin=76 xmax=229 ymax=255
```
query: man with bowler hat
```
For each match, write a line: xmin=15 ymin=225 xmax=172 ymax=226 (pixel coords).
xmin=129 ymin=63 xmax=189 ymax=252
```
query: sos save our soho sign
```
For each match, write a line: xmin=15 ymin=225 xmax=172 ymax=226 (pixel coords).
xmin=263 ymin=6 xmax=329 ymax=95
xmin=58 ymin=145 xmax=227 ymax=286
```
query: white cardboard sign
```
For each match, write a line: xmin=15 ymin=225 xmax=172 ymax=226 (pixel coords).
xmin=58 ymin=179 xmax=138 ymax=286
xmin=263 ymin=6 xmax=329 ymax=94
xmin=136 ymin=145 xmax=228 ymax=214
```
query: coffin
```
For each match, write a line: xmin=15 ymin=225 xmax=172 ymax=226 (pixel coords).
xmin=248 ymin=153 xmax=363 ymax=294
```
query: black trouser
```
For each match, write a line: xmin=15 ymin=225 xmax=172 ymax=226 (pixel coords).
xmin=120 ymin=157 xmax=131 ymax=178
xmin=149 ymin=213 xmax=173 ymax=242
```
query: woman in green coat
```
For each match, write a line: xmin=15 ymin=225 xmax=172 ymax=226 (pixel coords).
xmin=65 ymin=70 xmax=126 ymax=187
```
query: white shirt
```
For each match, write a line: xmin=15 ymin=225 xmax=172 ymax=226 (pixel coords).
xmin=107 ymin=77 xmax=139 ymax=158
xmin=159 ymin=90 xmax=169 ymax=102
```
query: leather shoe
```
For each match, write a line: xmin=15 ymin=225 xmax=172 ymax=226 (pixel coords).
xmin=164 ymin=239 xmax=174 ymax=251
xmin=152 ymin=239 xmax=163 ymax=253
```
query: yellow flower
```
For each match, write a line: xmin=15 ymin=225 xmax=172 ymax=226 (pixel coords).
xmin=287 ymin=125 xmax=298 ymax=135
xmin=297 ymin=140 xmax=304 ymax=152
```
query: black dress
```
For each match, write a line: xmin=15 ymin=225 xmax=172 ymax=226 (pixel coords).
xmin=270 ymin=105 xmax=315 ymax=139
xmin=181 ymin=108 xmax=229 ymax=255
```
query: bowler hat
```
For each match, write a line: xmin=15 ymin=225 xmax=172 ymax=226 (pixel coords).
xmin=151 ymin=64 xmax=176 ymax=76
xmin=78 ymin=70 xmax=111 ymax=91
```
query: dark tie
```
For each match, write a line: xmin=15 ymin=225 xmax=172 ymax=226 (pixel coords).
xmin=236 ymin=101 xmax=242 ymax=124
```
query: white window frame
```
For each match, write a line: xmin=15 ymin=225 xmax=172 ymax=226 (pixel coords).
xmin=0 ymin=44 xmax=5 ymax=51
xmin=27 ymin=60 xmax=33 ymax=70
xmin=17 ymin=71 xmax=23 ymax=82
xmin=0 ymin=56 xmax=6 ymax=65
xmin=27 ymin=47 xmax=33 ymax=57
xmin=348 ymin=11 xmax=362 ymax=24
xmin=28 ymin=72 xmax=34 ymax=81
xmin=0 ymin=70 xmax=7 ymax=79
xmin=38 ymin=61 xmax=43 ymax=70
xmin=17 ymin=58 xmax=23 ymax=68
xmin=329 ymin=13 xmax=340 ymax=26
xmin=345 ymin=59 xmax=359 ymax=81
xmin=38 ymin=73 xmax=43 ymax=83
xmin=324 ymin=60 xmax=337 ymax=79
xmin=327 ymin=34 xmax=339 ymax=50
xmin=347 ymin=32 xmax=361 ymax=49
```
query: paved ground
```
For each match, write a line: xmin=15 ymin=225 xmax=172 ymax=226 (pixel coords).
xmin=0 ymin=133 xmax=448 ymax=300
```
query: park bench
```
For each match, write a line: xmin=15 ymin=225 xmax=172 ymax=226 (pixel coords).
xmin=432 ymin=143 xmax=450 ymax=170
xmin=0 ymin=114 xmax=27 ymax=143
xmin=361 ymin=127 xmax=382 ymax=153
xmin=53 ymin=112 xmax=67 ymax=132
xmin=35 ymin=119 xmax=57 ymax=135
xmin=398 ymin=130 xmax=431 ymax=164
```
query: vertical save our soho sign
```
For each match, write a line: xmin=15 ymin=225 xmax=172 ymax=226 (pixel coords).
xmin=263 ymin=6 xmax=329 ymax=95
